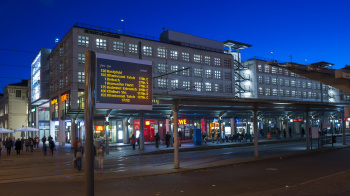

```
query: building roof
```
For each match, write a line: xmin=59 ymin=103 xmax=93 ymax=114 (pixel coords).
xmin=310 ymin=61 xmax=334 ymax=67
xmin=223 ymin=40 xmax=252 ymax=50
xmin=8 ymin=80 xmax=28 ymax=87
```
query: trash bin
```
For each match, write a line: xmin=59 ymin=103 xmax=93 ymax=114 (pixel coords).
xmin=267 ymin=132 xmax=271 ymax=140
xmin=332 ymin=136 xmax=336 ymax=143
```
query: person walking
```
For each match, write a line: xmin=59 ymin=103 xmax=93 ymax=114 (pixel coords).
xmin=35 ymin=136 xmax=39 ymax=148
xmin=49 ymin=139 xmax=55 ymax=156
xmin=212 ymin=131 xmax=215 ymax=143
xmin=289 ymin=126 xmax=292 ymax=138
xmin=202 ymin=131 xmax=207 ymax=144
xmin=216 ymin=130 xmax=221 ymax=144
xmin=155 ymin=132 xmax=160 ymax=149
xmin=165 ymin=132 xmax=171 ymax=148
xmin=33 ymin=136 xmax=37 ymax=149
xmin=96 ymin=144 xmax=104 ymax=171
xmin=130 ymin=134 xmax=136 ymax=150
xmin=43 ymin=142 xmax=47 ymax=156
xmin=74 ymin=141 xmax=84 ymax=171
xmin=15 ymin=138 xmax=21 ymax=155
xmin=29 ymin=137 xmax=34 ymax=152
xmin=6 ymin=138 xmax=12 ymax=156
xmin=42 ymin=136 xmax=46 ymax=146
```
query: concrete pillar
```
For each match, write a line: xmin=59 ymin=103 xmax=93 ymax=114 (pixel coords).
xmin=71 ymin=118 xmax=76 ymax=148
xmin=253 ymin=107 xmax=259 ymax=158
xmin=173 ymin=109 xmax=179 ymax=169
xmin=59 ymin=119 xmax=65 ymax=146
xmin=230 ymin=118 xmax=234 ymax=136
xmin=166 ymin=118 xmax=173 ymax=147
xmin=139 ymin=113 xmax=145 ymax=150
xmin=342 ymin=108 xmax=346 ymax=145
xmin=123 ymin=118 xmax=129 ymax=144
xmin=305 ymin=110 xmax=310 ymax=151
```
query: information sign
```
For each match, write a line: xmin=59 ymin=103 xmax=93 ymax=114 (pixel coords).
xmin=95 ymin=53 xmax=152 ymax=110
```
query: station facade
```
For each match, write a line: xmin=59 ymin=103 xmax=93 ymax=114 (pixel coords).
xmin=26 ymin=23 xmax=350 ymax=147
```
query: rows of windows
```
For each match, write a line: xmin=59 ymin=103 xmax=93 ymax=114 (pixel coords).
xmin=157 ymin=79 xmax=229 ymax=92
xmin=258 ymin=75 xmax=322 ymax=89
xmin=156 ymin=64 xmax=228 ymax=79
xmin=77 ymin=35 xmax=228 ymax=66
xmin=258 ymin=87 xmax=329 ymax=99
xmin=257 ymin=64 xmax=300 ymax=77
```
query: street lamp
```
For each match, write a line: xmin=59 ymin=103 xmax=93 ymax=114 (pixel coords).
xmin=55 ymin=38 xmax=59 ymax=45
xmin=305 ymin=59 xmax=308 ymax=65
xmin=271 ymin=51 xmax=274 ymax=61
xmin=121 ymin=18 xmax=124 ymax=34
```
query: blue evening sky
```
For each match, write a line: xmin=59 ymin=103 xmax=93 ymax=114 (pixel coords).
xmin=0 ymin=0 xmax=349 ymax=93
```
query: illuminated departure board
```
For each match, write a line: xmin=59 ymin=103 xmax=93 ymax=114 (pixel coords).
xmin=95 ymin=53 xmax=153 ymax=110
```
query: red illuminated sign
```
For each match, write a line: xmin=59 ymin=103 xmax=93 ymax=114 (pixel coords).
xmin=61 ymin=94 xmax=68 ymax=102
xmin=178 ymin=119 xmax=187 ymax=125
xmin=96 ymin=126 xmax=104 ymax=131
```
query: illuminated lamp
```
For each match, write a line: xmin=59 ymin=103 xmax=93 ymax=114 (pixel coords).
xmin=145 ymin=121 xmax=150 ymax=125
xmin=293 ymin=119 xmax=297 ymax=122
xmin=96 ymin=126 xmax=104 ymax=131
xmin=61 ymin=94 xmax=68 ymax=102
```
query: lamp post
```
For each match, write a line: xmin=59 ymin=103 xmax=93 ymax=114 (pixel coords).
xmin=121 ymin=19 xmax=124 ymax=34
xmin=271 ymin=51 xmax=274 ymax=61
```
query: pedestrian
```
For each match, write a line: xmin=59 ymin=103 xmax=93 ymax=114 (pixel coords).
xmin=21 ymin=137 xmax=24 ymax=151
xmin=212 ymin=131 xmax=215 ymax=143
xmin=33 ymin=136 xmax=37 ymax=149
xmin=155 ymin=132 xmax=160 ymax=149
xmin=130 ymin=134 xmax=136 ymax=150
xmin=216 ymin=130 xmax=221 ymax=144
xmin=301 ymin=128 xmax=305 ymax=137
xmin=35 ymin=136 xmax=39 ymax=148
xmin=15 ymin=138 xmax=21 ymax=155
xmin=96 ymin=144 xmax=104 ymax=171
xmin=25 ymin=139 xmax=29 ymax=152
xmin=289 ymin=126 xmax=292 ymax=138
xmin=6 ymin=138 xmax=12 ymax=155
xmin=42 ymin=136 xmax=46 ymax=146
xmin=283 ymin=129 xmax=286 ymax=138
xmin=74 ymin=141 xmax=84 ymax=171
xmin=165 ymin=132 xmax=171 ymax=147
xmin=29 ymin=137 xmax=34 ymax=152
xmin=49 ymin=139 xmax=55 ymax=156
xmin=202 ymin=132 xmax=207 ymax=144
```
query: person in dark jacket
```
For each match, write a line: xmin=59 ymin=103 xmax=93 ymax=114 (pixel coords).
xmin=130 ymin=134 xmax=136 ymax=150
xmin=49 ymin=139 xmax=55 ymax=156
xmin=165 ymin=132 xmax=171 ymax=147
xmin=155 ymin=133 xmax=160 ymax=149
xmin=15 ymin=139 xmax=21 ymax=155
xmin=6 ymin=138 xmax=12 ymax=155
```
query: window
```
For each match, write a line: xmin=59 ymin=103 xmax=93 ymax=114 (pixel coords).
xmin=204 ymin=56 xmax=210 ymax=65
xmin=182 ymin=52 xmax=189 ymax=61
xmin=298 ymin=91 xmax=302 ymax=98
xmin=214 ymin=58 xmax=220 ymax=66
xmin=285 ymin=90 xmax=290 ymax=97
xmin=182 ymin=67 xmax=190 ymax=76
xmin=272 ymin=89 xmax=278 ymax=96
xmin=291 ymin=90 xmax=296 ymax=97
xmin=224 ymin=72 xmax=231 ymax=80
xmin=78 ymin=53 xmax=85 ymax=64
xmin=214 ymin=84 xmax=221 ymax=92
xmin=170 ymin=51 xmax=178 ymax=60
xmin=143 ymin=46 xmax=152 ymax=56
xmin=280 ymin=89 xmax=284 ymax=96
xmin=183 ymin=81 xmax=191 ymax=90
xmin=194 ymin=82 xmax=202 ymax=91
xmin=59 ymin=79 xmax=63 ymax=89
xmin=265 ymin=76 xmax=270 ymax=84
xmin=158 ymin=48 xmax=167 ymax=58
xmin=194 ymin=68 xmax=203 ymax=77
xmin=65 ymin=75 xmax=69 ymax=86
xmin=113 ymin=41 xmax=124 ymax=52
xmin=290 ymin=72 xmax=295 ymax=77
xmin=158 ymin=79 xmax=167 ymax=88
xmin=194 ymin=54 xmax=202 ymax=63
xmin=264 ymin=65 xmax=270 ymax=73
xmin=284 ymin=70 xmax=289 ymax=76
xmin=78 ymin=36 xmax=89 ymax=47
xmin=205 ymin=82 xmax=212 ymax=92
xmin=59 ymin=64 xmax=63 ymax=73
xmin=291 ymin=80 xmax=296 ymax=87
xmin=224 ymin=58 xmax=231 ymax=68
xmin=214 ymin=71 xmax=221 ymax=79
xmin=303 ymin=91 xmax=307 ymax=98
xmin=129 ymin=44 xmax=138 ymax=54
xmin=258 ymin=76 xmax=263 ymax=84
xmin=170 ymin=80 xmax=178 ymax=89
xmin=285 ymin=79 xmax=290 ymax=87
xmin=171 ymin=65 xmax=178 ymax=74
xmin=259 ymin=87 xmax=264 ymax=95
xmin=307 ymin=82 xmax=312 ymax=88
xmin=205 ymin=69 xmax=212 ymax=78
xmin=96 ymin=38 xmax=106 ymax=50
xmin=271 ymin=67 xmax=277 ymax=74
xmin=265 ymin=88 xmax=271 ymax=96
xmin=16 ymin=90 xmax=21 ymax=97
xmin=225 ymin=84 xmax=232 ymax=93
xmin=297 ymin=81 xmax=301 ymax=88
xmin=302 ymin=81 xmax=306 ymax=88
xmin=278 ymin=68 xmax=283 ymax=75
xmin=308 ymin=92 xmax=312 ymax=98
xmin=78 ymin=72 xmax=85 ymax=83
xmin=157 ymin=64 xmax=167 ymax=73
xmin=258 ymin=64 xmax=263 ymax=72
xmin=271 ymin=77 xmax=277 ymax=85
